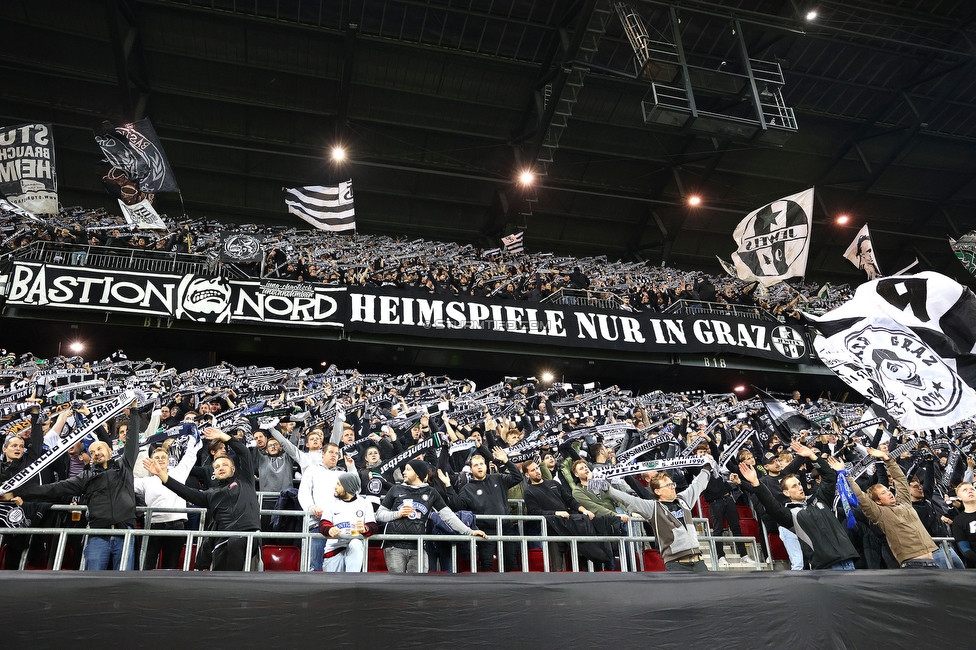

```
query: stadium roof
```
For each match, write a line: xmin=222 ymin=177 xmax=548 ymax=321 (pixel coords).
xmin=4 ymin=0 xmax=976 ymax=283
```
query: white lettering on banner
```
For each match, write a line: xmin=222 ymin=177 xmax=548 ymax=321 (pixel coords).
xmin=348 ymin=293 xmax=568 ymax=336
xmin=232 ymin=290 xmax=338 ymax=323
xmin=7 ymin=262 xmax=341 ymax=326
xmin=692 ymin=320 xmax=774 ymax=351
xmin=647 ymin=319 xmax=687 ymax=345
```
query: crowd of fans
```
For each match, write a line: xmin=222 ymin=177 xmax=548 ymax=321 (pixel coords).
xmin=1 ymin=349 xmax=974 ymax=574
xmin=0 ymin=204 xmax=852 ymax=316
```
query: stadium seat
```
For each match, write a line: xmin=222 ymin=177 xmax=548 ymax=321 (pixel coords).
xmin=527 ymin=547 xmax=545 ymax=572
xmin=261 ymin=545 xmax=301 ymax=571
xmin=367 ymin=545 xmax=387 ymax=572
xmin=767 ymin=533 xmax=790 ymax=562
xmin=739 ymin=517 xmax=760 ymax=541
xmin=641 ymin=548 xmax=666 ymax=572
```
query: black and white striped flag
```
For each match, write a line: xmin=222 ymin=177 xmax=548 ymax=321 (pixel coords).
xmin=284 ymin=180 xmax=355 ymax=232
xmin=501 ymin=231 xmax=524 ymax=254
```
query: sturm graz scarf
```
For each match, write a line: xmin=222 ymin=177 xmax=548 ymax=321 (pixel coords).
xmin=0 ymin=390 xmax=135 ymax=528
xmin=616 ymin=433 xmax=678 ymax=465
xmin=587 ymin=457 xmax=711 ymax=493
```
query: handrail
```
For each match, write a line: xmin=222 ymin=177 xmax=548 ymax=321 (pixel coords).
xmin=0 ymin=512 xmax=768 ymax=573
xmin=663 ymin=299 xmax=779 ymax=321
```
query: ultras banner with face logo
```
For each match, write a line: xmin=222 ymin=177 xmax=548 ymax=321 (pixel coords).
xmin=4 ymin=262 xmax=344 ymax=327
xmin=345 ymin=287 xmax=811 ymax=363
xmin=806 ymin=271 xmax=976 ymax=429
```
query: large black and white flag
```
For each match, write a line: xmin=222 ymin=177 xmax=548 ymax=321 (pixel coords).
xmin=94 ymin=118 xmax=180 ymax=194
xmin=843 ymin=224 xmax=882 ymax=280
xmin=0 ymin=123 xmax=58 ymax=214
xmin=284 ymin=181 xmax=355 ymax=232
xmin=949 ymin=231 xmax=976 ymax=278
xmin=805 ymin=271 xmax=976 ymax=430
xmin=501 ymin=231 xmax=524 ymax=254
xmin=731 ymin=188 xmax=813 ymax=287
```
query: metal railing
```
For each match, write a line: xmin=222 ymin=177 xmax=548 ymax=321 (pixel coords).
xmin=663 ymin=299 xmax=778 ymax=321
xmin=8 ymin=241 xmax=214 ymax=276
xmin=0 ymin=506 xmax=769 ymax=573
xmin=541 ymin=287 xmax=623 ymax=310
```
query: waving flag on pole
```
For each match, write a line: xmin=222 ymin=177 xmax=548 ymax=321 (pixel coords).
xmin=949 ymin=231 xmax=976 ymax=278
xmin=501 ymin=231 xmax=524 ymax=254
xmin=284 ymin=181 xmax=355 ymax=232
xmin=754 ymin=387 xmax=816 ymax=443
xmin=805 ymin=271 xmax=976 ymax=430
xmin=731 ymin=188 xmax=814 ymax=287
xmin=843 ymin=224 xmax=882 ymax=280
xmin=94 ymin=118 xmax=179 ymax=194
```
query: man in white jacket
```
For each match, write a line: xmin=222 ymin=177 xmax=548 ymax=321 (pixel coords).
xmin=134 ymin=438 xmax=202 ymax=570
xmin=298 ymin=441 xmax=356 ymax=571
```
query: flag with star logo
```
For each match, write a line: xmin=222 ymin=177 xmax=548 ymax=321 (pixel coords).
xmin=731 ymin=188 xmax=814 ymax=287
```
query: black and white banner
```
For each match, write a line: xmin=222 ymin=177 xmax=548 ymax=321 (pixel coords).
xmin=731 ymin=188 xmax=813 ymax=287
xmin=119 ymin=198 xmax=166 ymax=230
xmin=4 ymin=263 xmax=812 ymax=362
xmin=346 ymin=287 xmax=810 ymax=362
xmin=5 ymin=262 xmax=343 ymax=328
xmin=843 ymin=223 xmax=882 ymax=280
xmin=0 ymin=123 xmax=58 ymax=214
xmin=284 ymin=181 xmax=355 ymax=232
xmin=807 ymin=271 xmax=976 ymax=430
xmin=219 ymin=232 xmax=265 ymax=263
xmin=94 ymin=118 xmax=180 ymax=193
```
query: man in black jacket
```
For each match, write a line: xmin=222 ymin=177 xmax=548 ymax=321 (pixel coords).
xmin=448 ymin=446 xmax=523 ymax=571
xmin=523 ymin=458 xmax=590 ymax=571
xmin=143 ymin=427 xmax=260 ymax=571
xmin=376 ymin=459 xmax=487 ymax=573
xmin=3 ymin=403 xmax=143 ymax=570
xmin=735 ymin=442 xmax=860 ymax=570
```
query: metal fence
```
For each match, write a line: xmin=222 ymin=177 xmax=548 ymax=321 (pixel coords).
xmin=0 ymin=502 xmax=770 ymax=573
xmin=663 ymin=299 xmax=778 ymax=321
xmin=541 ymin=288 xmax=623 ymax=310
xmin=7 ymin=241 xmax=215 ymax=276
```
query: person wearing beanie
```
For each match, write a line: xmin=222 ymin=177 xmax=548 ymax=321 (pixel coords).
xmin=299 ymin=441 xmax=358 ymax=571
xmin=376 ymin=458 xmax=487 ymax=573
xmin=319 ymin=472 xmax=378 ymax=572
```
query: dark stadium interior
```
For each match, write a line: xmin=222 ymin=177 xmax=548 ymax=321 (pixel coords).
xmin=2 ymin=0 xmax=976 ymax=284
xmin=4 ymin=0 xmax=976 ymax=395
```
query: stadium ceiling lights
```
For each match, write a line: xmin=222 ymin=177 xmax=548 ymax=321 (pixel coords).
xmin=734 ymin=385 xmax=746 ymax=393
xmin=836 ymin=214 xmax=850 ymax=225
xmin=331 ymin=147 xmax=346 ymax=162
xmin=687 ymin=195 xmax=702 ymax=207
xmin=541 ymin=371 xmax=555 ymax=383
xmin=69 ymin=341 xmax=84 ymax=353
xmin=805 ymin=10 xmax=818 ymax=21
xmin=518 ymin=170 xmax=535 ymax=186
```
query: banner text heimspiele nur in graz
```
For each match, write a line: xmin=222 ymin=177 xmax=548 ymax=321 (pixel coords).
xmin=3 ymin=262 xmax=810 ymax=363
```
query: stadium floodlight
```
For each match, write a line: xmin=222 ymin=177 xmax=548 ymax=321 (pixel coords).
xmin=541 ymin=371 xmax=554 ymax=383
xmin=69 ymin=342 xmax=84 ymax=353
xmin=331 ymin=147 xmax=346 ymax=162
xmin=687 ymin=195 xmax=702 ymax=207
xmin=734 ymin=385 xmax=746 ymax=393
xmin=836 ymin=214 xmax=849 ymax=225
xmin=805 ymin=10 xmax=818 ymax=21
xmin=519 ymin=170 xmax=535 ymax=186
